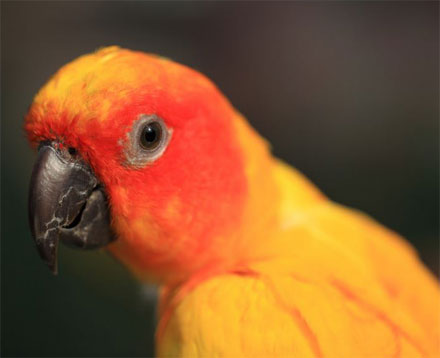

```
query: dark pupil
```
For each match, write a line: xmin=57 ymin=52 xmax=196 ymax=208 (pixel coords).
xmin=141 ymin=122 xmax=161 ymax=149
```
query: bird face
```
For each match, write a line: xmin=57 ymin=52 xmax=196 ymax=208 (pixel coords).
xmin=25 ymin=47 xmax=250 ymax=283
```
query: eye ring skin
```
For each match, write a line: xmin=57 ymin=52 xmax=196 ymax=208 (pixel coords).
xmin=123 ymin=114 xmax=172 ymax=168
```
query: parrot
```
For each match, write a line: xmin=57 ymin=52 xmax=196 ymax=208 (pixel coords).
xmin=25 ymin=46 xmax=439 ymax=357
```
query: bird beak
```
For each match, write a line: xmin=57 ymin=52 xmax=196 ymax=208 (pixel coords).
xmin=28 ymin=142 xmax=115 ymax=274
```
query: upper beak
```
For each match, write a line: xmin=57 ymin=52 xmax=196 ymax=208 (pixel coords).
xmin=28 ymin=142 xmax=115 ymax=274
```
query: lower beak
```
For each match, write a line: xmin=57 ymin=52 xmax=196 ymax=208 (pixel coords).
xmin=28 ymin=142 xmax=115 ymax=274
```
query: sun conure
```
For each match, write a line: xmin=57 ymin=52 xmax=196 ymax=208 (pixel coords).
xmin=25 ymin=46 xmax=439 ymax=357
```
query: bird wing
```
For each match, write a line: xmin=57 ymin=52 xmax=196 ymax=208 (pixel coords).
xmin=250 ymin=198 xmax=439 ymax=357
xmin=158 ymin=161 xmax=439 ymax=357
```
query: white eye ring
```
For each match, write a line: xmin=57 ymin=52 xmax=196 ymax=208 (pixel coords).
xmin=123 ymin=114 xmax=172 ymax=168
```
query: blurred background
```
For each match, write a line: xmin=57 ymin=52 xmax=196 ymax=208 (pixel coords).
xmin=2 ymin=1 xmax=438 ymax=357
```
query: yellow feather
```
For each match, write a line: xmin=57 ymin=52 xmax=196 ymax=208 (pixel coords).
xmin=158 ymin=127 xmax=439 ymax=356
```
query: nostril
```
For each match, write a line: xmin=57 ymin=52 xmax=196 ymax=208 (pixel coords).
xmin=68 ymin=147 xmax=77 ymax=156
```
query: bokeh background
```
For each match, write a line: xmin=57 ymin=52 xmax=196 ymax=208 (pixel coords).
xmin=2 ymin=1 xmax=438 ymax=357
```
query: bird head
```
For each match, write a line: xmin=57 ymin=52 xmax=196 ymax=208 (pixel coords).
xmin=25 ymin=47 xmax=279 ymax=284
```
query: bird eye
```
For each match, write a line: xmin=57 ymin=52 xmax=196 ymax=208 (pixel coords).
xmin=124 ymin=114 xmax=172 ymax=168
xmin=140 ymin=121 xmax=162 ymax=150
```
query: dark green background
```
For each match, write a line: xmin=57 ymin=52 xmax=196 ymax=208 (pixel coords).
xmin=2 ymin=1 xmax=438 ymax=357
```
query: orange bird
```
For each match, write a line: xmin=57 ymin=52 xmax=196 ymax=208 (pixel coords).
xmin=26 ymin=47 xmax=439 ymax=357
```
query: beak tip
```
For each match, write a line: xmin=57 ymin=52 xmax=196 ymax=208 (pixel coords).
xmin=43 ymin=257 xmax=58 ymax=275
xmin=34 ymin=233 xmax=59 ymax=275
xmin=49 ymin=264 xmax=58 ymax=275
xmin=42 ymin=253 xmax=58 ymax=275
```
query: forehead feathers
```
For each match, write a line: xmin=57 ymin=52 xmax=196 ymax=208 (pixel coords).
xmin=28 ymin=46 xmax=221 ymax=128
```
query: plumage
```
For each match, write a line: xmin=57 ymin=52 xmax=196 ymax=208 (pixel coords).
xmin=25 ymin=46 xmax=439 ymax=357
